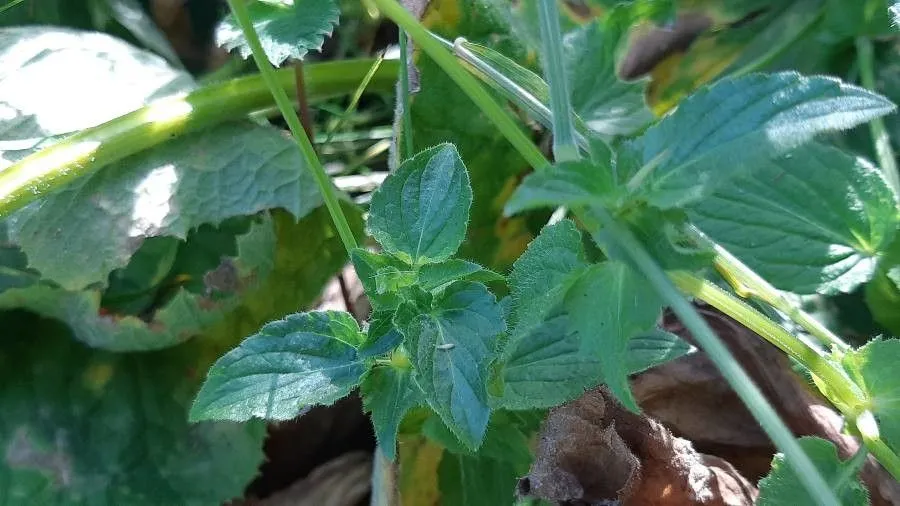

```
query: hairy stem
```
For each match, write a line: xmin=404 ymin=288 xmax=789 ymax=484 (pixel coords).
xmin=0 ymin=58 xmax=396 ymax=218
xmin=226 ymin=0 xmax=357 ymax=253
xmin=857 ymin=36 xmax=900 ymax=199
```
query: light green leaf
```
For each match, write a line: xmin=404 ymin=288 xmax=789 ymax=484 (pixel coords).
xmin=0 ymin=215 xmax=277 ymax=351
xmin=404 ymin=281 xmax=505 ymax=449
xmin=0 ymin=313 xmax=265 ymax=505
xmin=417 ymin=259 xmax=504 ymax=291
xmin=504 ymin=161 xmax=618 ymax=216
xmin=361 ymin=365 xmax=424 ymax=461
xmin=757 ymin=437 xmax=868 ymax=506
xmin=498 ymin=315 xmax=602 ymax=410
xmin=0 ymin=27 xmax=322 ymax=291
xmin=190 ymin=311 xmax=367 ymax=422
xmin=565 ymin=7 xmax=654 ymax=137
xmin=508 ymin=219 xmax=588 ymax=336
xmin=841 ymin=339 xmax=900 ymax=450
xmin=564 ymin=261 xmax=663 ymax=411
xmin=367 ymin=144 xmax=473 ymax=266
xmin=689 ymin=143 xmax=899 ymax=295
xmin=215 ymin=0 xmax=339 ymax=66
xmin=625 ymin=329 xmax=694 ymax=375
xmin=632 ymin=72 xmax=895 ymax=209
xmin=351 ymin=249 xmax=407 ymax=311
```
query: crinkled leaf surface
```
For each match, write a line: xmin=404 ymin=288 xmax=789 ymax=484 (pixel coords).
xmin=842 ymin=339 xmax=900 ymax=450
xmin=0 ymin=313 xmax=265 ymax=505
xmin=757 ymin=437 xmax=868 ymax=506
xmin=367 ymin=144 xmax=472 ymax=265
xmin=508 ymin=219 xmax=588 ymax=336
xmin=403 ymin=281 xmax=505 ymax=449
xmin=215 ymin=0 xmax=339 ymax=66
xmin=190 ymin=311 xmax=367 ymax=422
xmin=498 ymin=315 xmax=602 ymax=410
xmin=690 ymin=143 xmax=898 ymax=295
xmin=361 ymin=365 xmax=424 ymax=461
xmin=0 ymin=27 xmax=322 ymax=291
xmin=0 ymin=215 xmax=276 ymax=351
xmin=504 ymin=161 xmax=618 ymax=216
xmin=564 ymin=261 xmax=663 ymax=411
xmin=631 ymin=71 xmax=895 ymax=209
xmin=565 ymin=8 xmax=654 ymax=137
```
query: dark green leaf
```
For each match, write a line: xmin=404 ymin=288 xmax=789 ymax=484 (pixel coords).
xmin=404 ymin=281 xmax=505 ymax=449
xmin=865 ymin=237 xmax=900 ymax=334
xmin=417 ymin=259 xmax=504 ymax=291
xmin=498 ymin=315 xmax=602 ymax=410
xmin=631 ymin=72 xmax=895 ymax=209
xmin=508 ymin=219 xmax=588 ymax=336
xmin=0 ymin=313 xmax=265 ymax=505
xmin=841 ymin=339 xmax=900 ymax=449
xmin=439 ymin=453 xmax=519 ymax=506
xmin=361 ymin=365 xmax=424 ymax=461
xmin=625 ymin=330 xmax=694 ymax=374
xmin=360 ymin=312 xmax=404 ymax=358
xmin=215 ymin=0 xmax=339 ymax=66
xmin=367 ymin=144 xmax=473 ymax=266
xmin=689 ymin=143 xmax=899 ymax=295
xmin=757 ymin=437 xmax=868 ymax=506
xmin=564 ymin=261 xmax=663 ymax=411
xmin=351 ymin=249 xmax=407 ymax=311
xmin=504 ymin=161 xmax=618 ymax=216
xmin=825 ymin=0 xmax=892 ymax=37
xmin=424 ymin=411 xmax=534 ymax=468
xmin=190 ymin=311 xmax=367 ymax=422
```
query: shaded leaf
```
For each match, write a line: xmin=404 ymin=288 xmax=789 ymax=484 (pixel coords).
xmin=564 ymin=261 xmax=663 ymax=411
xmin=439 ymin=453 xmax=520 ymax=506
xmin=757 ymin=437 xmax=868 ymax=506
xmin=215 ymin=0 xmax=339 ymax=66
xmin=0 ymin=313 xmax=265 ymax=505
xmin=632 ymin=71 xmax=895 ymax=209
xmin=404 ymin=281 xmax=505 ymax=448
xmin=625 ymin=329 xmax=694 ymax=375
xmin=504 ymin=161 xmax=618 ymax=216
xmin=360 ymin=312 xmax=404 ymax=358
xmin=367 ymin=144 xmax=473 ymax=266
xmin=361 ymin=365 xmax=424 ymax=461
xmin=842 ymin=339 xmax=900 ymax=450
xmin=190 ymin=311 xmax=367 ymax=422
xmin=350 ymin=249 xmax=407 ymax=311
xmin=508 ymin=219 xmax=588 ymax=336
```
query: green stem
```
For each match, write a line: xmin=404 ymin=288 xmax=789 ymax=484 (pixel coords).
xmin=687 ymin=226 xmax=851 ymax=352
xmin=669 ymin=271 xmax=864 ymax=414
xmin=0 ymin=59 xmax=397 ymax=218
xmin=371 ymin=0 xmax=548 ymax=171
xmin=398 ymin=30 xmax=415 ymax=161
xmin=856 ymin=410 xmax=900 ymax=479
xmin=591 ymin=208 xmax=840 ymax=506
xmin=536 ymin=0 xmax=578 ymax=162
xmin=226 ymin=0 xmax=357 ymax=253
xmin=857 ymin=36 xmax=900 ymax=199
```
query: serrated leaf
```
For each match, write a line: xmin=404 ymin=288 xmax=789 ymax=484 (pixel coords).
xmin=0 ymin=216 xmax=277 ymax=351
xmin=0 ymin=313 xmax=265 ymax=505
xmin=841 ymin=339 xmax=900 ymax=450
xmin=504 ymin=161 xmax=618 ymax=216
xmin=632 ymin=71 xmax=895 ymax=209
xmin=0 ymin=27 xmax=323 ymax=290
xmin=564 ymin=261 xmax=663 ymax=411
xmin=498 ymin=315 xmax=602 ymax=410
xmin=508 ymin=219 xmax=588 ymax=336
xmin=757 ymin=437 xmax=868 ymax=506
xmin=626 ymin=329 xmax=695 ymax=374
xmin=404 ymin=281 xmax=505 ymax=449
xmin=190 ymin=310 xmax=367 ymax=422
xmin=361 ymin=365 xmax=424 ymax=461
xmin=690 ymin=143 xmax=898 ymax=295
xmin=417 ymin=259 xmax=504 ymax=291
xmin=566 ymin=7 xmax=654 ymax=137
xmin=215 ymin=0 xmax=339 ymax=66
xmin=367 ymin=144 xmax=473 ymax=266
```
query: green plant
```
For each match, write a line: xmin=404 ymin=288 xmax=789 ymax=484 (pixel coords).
xmin=6 ymin=0 xmax=900 ymax=504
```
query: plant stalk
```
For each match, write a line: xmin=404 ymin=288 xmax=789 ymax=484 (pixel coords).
xmin=856 ymin=411 xmax=900 ymax=479
xmin=398 ymin=30 xmax=415 ymax=161
xmin=536 ymin=0 xmax=579 ymax=162
xmin=226 ymin=0 xmax=357 ymax=253
xmin=856 ymin=36 xmax=900 ymax=199
xmin=0 ymin=59 xmax=397 ymax=218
